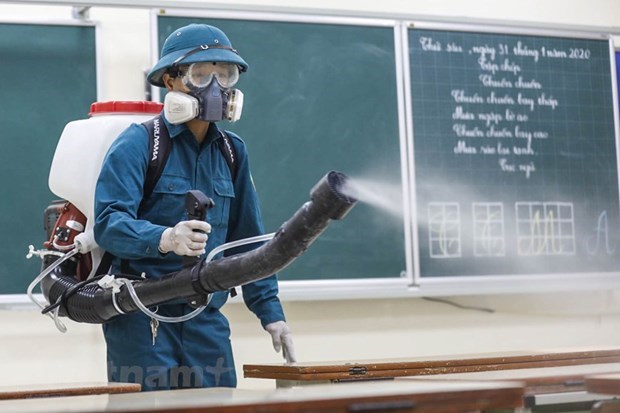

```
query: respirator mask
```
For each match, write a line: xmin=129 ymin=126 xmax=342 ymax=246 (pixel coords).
xmin=164 ymin=61 xmax=244 ymax=124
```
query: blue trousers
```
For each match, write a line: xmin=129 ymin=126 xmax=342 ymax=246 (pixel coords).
xmin=103 ymin=303 xmax=236 ymax=391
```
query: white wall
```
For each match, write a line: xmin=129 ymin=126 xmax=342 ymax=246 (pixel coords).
xmin=1 ymin=0 xmax=620 ymax=390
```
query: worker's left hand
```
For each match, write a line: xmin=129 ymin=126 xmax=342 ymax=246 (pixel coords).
xmin=265 ymin=321 xmax=296 ymax=364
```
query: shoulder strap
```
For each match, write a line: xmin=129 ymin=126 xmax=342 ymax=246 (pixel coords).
xmin=94 ymin=250 xmax=114 ymax=276
xmin=215 ymin=131 xmax=238 ymax=299
xmin=94 ymin=115 xmax=171 ymax=277
xmin=216 ymin=130 xmax=237 ymax=182
xmin=142 ymin=115 xmax=172 ymax=201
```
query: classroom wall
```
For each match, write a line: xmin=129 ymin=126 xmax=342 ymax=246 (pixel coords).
xmin=1 ymin=0 xmax=620 ymax=390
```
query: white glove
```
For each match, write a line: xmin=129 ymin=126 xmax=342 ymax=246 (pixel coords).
xmin=265 ymin=321 xmax=297 ymax=364
xmin=158 ymin=220 xmax=211 ymax=257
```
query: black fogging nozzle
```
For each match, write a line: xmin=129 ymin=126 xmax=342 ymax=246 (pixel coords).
xmin=310 ymin=171 xmax=357 ymax=220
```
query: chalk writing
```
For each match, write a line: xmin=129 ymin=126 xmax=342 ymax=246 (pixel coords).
xmin=586 ymin=211 xmax=616 ymax=255
xmin=428 ymin=203 xmax=462 ymax=258
xmin=516 ymin=202 xmax=576 ymax=256
xmin=473 ymin=203 xmax=506 ymax=257
xmin=513 ymin=41 xmax=540 ymax=61
xmin=426 ymin=36 xmax=570 ymax=178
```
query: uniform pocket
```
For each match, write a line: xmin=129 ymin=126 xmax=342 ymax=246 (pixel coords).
xmin=148 ymin=174 xmax=192 ymax=226
xmin=210 ymin=178 xmax=235 ymax=228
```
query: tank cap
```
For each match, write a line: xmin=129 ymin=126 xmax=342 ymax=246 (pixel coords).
xmin=89 ymin=101 xmax=163 ymax=116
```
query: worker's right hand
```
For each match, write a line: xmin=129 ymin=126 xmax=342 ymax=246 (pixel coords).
xmin=158 ymin=220 xmax=212 ymax=256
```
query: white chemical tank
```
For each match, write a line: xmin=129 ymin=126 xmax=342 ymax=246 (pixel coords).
xmin=48 ymin=101 xmax=162 ymax=265
xmin=49 ymin=101 xmax=162 ymax=220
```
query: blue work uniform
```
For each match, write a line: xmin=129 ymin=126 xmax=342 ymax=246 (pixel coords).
xmin=94 ymin=113 xmax=285 ymax=391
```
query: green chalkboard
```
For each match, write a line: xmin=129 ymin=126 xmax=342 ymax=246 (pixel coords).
xmin=157 ymin=15 xmax=406 ymax=281
xmin=0 ymin=22 xmax=97 ymax=294
xmin=408 ymin=27 xmax=620 ymax=278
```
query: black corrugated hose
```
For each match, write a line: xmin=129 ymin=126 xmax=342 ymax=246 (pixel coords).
xmin=41 ymin=171 xmax=357 ymax=324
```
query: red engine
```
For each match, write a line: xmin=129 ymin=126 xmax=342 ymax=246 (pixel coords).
xmin=44 ymin=201 xmax=92 ymax=281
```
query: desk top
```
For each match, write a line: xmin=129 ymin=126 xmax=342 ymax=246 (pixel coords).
xmin=244 ymin=347 xmax=620 ymax=381
xmin=0 ymin=382 xmax=141 ymax=400
xmin=0 ymin=380 xmax=524 ymax=413
xmin=586 ymin=373 xmax=620 ymax=396
xmin=398 ymin=363 xmax=620 ymax=395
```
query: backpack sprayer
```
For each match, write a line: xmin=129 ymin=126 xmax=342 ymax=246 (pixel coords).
xmin=27 ymin=101 xmax=357 ymax=331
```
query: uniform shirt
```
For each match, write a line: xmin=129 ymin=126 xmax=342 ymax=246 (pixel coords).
xmin=94 ymin=113 xmax=284 ymax=326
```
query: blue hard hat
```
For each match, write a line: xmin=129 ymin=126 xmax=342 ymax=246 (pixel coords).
xmin=147 ymin=24 xmax=248 ymax=87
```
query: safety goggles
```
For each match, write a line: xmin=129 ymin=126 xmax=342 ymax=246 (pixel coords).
xmin=181 ymin=62 xmax=240 ymax=89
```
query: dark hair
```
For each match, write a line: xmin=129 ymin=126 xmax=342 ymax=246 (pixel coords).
xmin=167 ymin=65 xmax=188 ymax=79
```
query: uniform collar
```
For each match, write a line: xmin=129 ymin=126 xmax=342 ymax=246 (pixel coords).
xmin=161 ymin=110 xmax=222 ymax=144
xmin=161 ymin=111 xmax=186 ymax=139
xmin=204 ymin=122 xmax=223 ymax=145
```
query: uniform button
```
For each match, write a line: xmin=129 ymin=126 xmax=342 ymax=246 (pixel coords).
xmin=146 ymin=246 xmax=151 ymax=254
xmin=168 ymin=184 xmax=175 ymax=190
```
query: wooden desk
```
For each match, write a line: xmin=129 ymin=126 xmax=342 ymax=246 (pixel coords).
xmin=399 ymin=363 xmax=620 ymax=411
xmin=585 ymin=374 xmax=620 ymax=413
xmin=0 ymin=380 xmax=524 ymax=413
xmin=400 ymin=363 xmax=620 ymax=394
xmin=244 ymin=347 xmax=620 ymax=384
xmin=586 ymin=373 xmax=620 ymax=395
xmin=0 ymin=382 xmax=141 ymax=400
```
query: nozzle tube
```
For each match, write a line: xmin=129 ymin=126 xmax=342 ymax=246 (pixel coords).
xmin=197 ymin=171 xmax=357 ymax=292
xmin=43 ymin=171 xmax=357 ymax=323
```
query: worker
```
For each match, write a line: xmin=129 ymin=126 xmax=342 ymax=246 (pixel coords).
xmin=94 ymin=23 xmax=295 ymax=391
